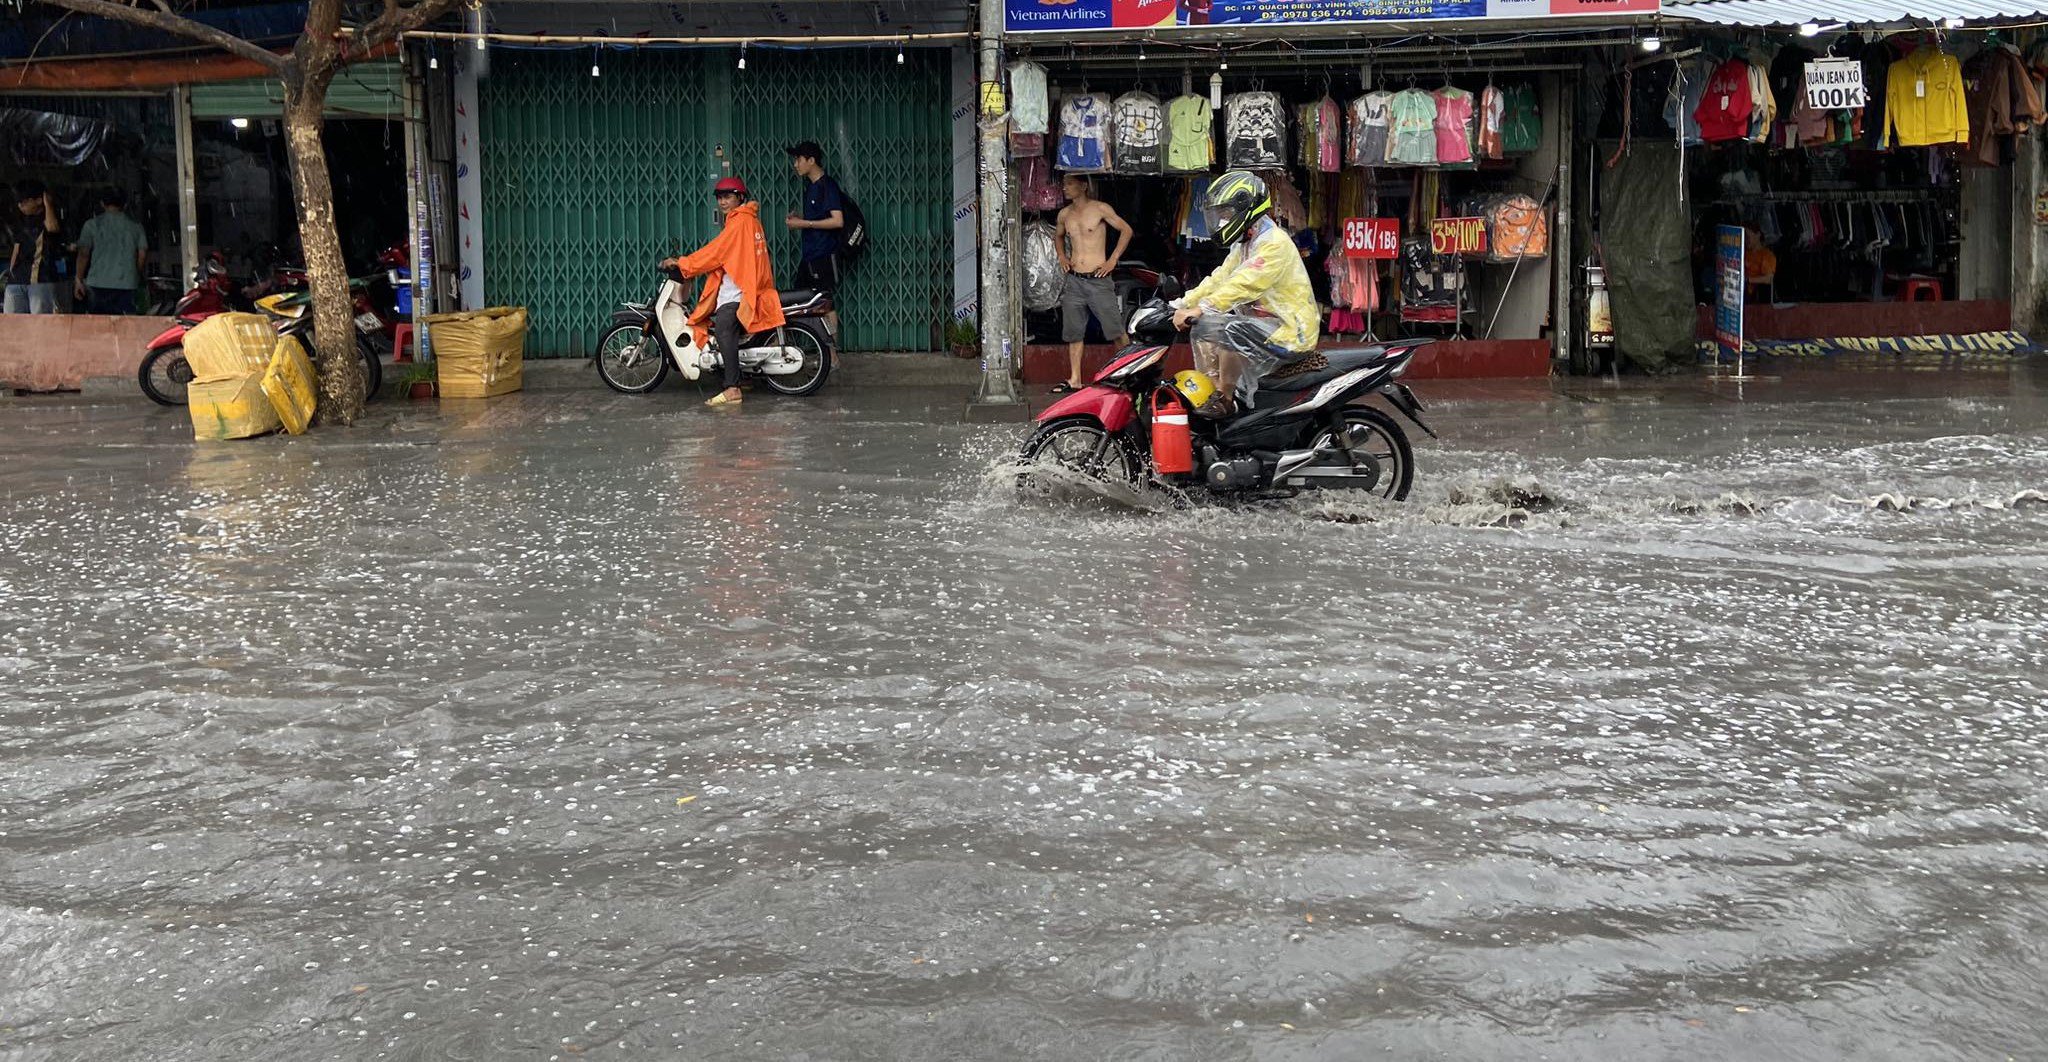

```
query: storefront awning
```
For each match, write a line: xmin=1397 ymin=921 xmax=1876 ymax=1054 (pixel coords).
xmin=1660 ymin=0 xmax=2048 ymax=26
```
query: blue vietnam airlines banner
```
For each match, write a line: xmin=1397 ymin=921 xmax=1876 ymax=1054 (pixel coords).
xmin=1005 ymin=0 xmax=1654 ymax=31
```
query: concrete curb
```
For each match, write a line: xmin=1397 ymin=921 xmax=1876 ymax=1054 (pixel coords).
xmin=63 ymin=350 xmax=986 ymax=401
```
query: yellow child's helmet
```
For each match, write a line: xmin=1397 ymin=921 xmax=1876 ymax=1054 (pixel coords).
xmin=1173 ymin=369 xmax=1218 ymax=410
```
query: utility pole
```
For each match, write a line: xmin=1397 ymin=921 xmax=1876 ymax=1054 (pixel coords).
xmin=970 ymin=0 xmax=1019 ymax=405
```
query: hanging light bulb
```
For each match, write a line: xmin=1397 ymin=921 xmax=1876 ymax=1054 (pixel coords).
xmin=591 ymin=57 xmax=600 ymax=76
xmin=1138 ymin=41 xmax=1146 ymax=62
xmin=1639 ymin=34 xmax=1661 ymax=52
xmin=475 ymin=34 xmax=485 ymax=51
xmin=1797 ymin=22 xmax=1820 ymax=35
xmin=738 ymin=43 xmax=747 ymax=70
xmin=428 ymin=49 xmax=439 ymax=70
xmin=897 ymin=42 xmax=906 ymax=64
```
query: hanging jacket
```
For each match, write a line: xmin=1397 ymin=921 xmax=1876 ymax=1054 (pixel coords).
xmin=673 ymin=201 xmax=786 ymax=346
xmin=1182 ymin=218 xmax=1320 ymax=354
xmin=1665 ymin=57 xmax=1715 ymax=145
xmin=1966 ymin=45 xmax=2046 ymax=165
xmin=1694 ymin=57 xmax=1754 ymax=143
xmin=1057 ymin=93 xmax=1114 ymax=172
xmin=1886 ymin=47 xmax=1970 ymax=146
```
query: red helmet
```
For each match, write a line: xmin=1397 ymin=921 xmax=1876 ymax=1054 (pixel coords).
xmin=713 ymin=176 xmax=748 ymax=197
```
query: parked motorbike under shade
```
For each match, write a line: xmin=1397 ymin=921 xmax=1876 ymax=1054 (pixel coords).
xmin=1018 ymin=277 xmax=1436 ymax=505
xmin=593 ymin=266 xmax=833 ymax=397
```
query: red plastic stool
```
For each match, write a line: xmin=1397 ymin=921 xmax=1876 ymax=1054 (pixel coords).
xmin=392 ymin=323 xmax=416 ymax=362
xmin=1898 ymin=278 xmax=1943 ymax=302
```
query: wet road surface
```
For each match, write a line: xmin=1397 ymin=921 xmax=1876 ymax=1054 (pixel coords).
xmin=4 ymin=360 xmax=2047 ymax=1060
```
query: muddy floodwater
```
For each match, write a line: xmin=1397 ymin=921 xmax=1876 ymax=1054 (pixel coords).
xmin=3 ymin=364 xmax=2046 ymax=1060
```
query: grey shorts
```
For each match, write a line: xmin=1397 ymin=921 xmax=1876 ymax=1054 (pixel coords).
xmin=1060 ymin=272 xmax=1124 ymax=343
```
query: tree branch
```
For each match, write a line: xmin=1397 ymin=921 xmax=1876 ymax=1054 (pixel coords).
xmin=34 ymin=0 xmax=287 ymax=72
xmin=349 ymin=0 xmax=461 ymax=60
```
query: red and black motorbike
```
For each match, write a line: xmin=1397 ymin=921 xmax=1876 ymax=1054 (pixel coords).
xmin=138 ymin=254 xmax=383 ymax=406
xmin=1017 ymin=278 xmax=1436 ymax=502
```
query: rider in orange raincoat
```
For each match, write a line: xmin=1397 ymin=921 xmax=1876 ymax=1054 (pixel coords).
xmin=666 ymin=176 xmax=786 ymax=406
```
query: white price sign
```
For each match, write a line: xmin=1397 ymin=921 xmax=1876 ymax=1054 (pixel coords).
xmin=1804 ymin=58 xmax=1867 ymax=110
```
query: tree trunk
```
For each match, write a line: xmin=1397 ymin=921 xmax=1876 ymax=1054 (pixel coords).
xmin=281 ymin=69 xmax=366 ymax=424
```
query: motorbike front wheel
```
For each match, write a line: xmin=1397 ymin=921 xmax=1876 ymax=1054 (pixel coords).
xmin=594 ymin=322 xmax=671 ymax=394
xmin=1016 ymin=417 xmax=1145 ymax=500
xmin=758 ymin=319 xmax=833 ymax=396
xmin=138 ymin=345 xmax=194 ymax=406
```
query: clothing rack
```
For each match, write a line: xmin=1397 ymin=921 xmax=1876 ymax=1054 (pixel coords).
xmin=1712 ymin=189 xmax=1941 ymax=205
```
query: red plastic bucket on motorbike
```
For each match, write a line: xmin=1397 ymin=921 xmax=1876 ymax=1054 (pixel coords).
xmin=1150 ymin=389 xmax=1193 ymax=474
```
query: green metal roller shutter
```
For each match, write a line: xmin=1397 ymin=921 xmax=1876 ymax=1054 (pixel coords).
xmin=480 ymin=48 xmax=950 ymax=356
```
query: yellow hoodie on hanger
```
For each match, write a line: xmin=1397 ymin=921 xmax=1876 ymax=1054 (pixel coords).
xmin=1887 ymin=46 xmax=1971 ymax=146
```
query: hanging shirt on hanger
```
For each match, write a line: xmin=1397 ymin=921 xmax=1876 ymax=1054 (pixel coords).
xmin=1314 ymin=96 xmax=1343 ymax=172
xmin=1225 ymin=91 xmax=1287 ymax=167
xmin=1694 ymin=57 xmax=1754 ymax=143
xmin=1477 ymin=85 xmax=1506 ymax=159
xmin=1501 ymin=83 xmax=1541 ymax=154
xmin=1350 ymin=91 xmax=1394 ymax=166
xmin=1745 ymin=59 xmax=1775 ymax=142
xmin=1008 ymin=61 xmax=1050 ymax=135
xmin=1299 ymin=102 xmax=1324 ymax=169
xmin=1387 ymin=88 xmax=1439 ymax=166
xmin=1664 ymin=57 xmax=1716 ymax=145
xmin=1433 ymin=86 xmax=1476 ymax=164
xmin=1057 ymin=93 xmax=1114 ymax=172
xmin=1164 ymin=94 xmax=1214 ymax=173
xmin=1113 ymin=91 xmax=1165 ymax=175
xmin=1886 ymin=47 xmax=1970 ymax=146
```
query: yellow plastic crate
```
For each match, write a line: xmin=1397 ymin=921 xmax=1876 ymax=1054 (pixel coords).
xmin=188 ymin=373 xmax=282 ymax=440
xmin=183 ymin=312 xmax=276 ymax=383
xmin=261 ymin=335 xmax=318 ymax=435
xmin=427 ymin=306 xmax=527 ymax=398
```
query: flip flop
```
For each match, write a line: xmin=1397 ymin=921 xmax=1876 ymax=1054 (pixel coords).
xmin=1049 ymin=382 xmax=1079 ymax=395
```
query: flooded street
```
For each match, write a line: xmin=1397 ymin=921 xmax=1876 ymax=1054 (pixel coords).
xmin=4 ymin=363 xmax=2047 ymax=1060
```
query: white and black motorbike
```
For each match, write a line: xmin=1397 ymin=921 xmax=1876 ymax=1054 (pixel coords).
xmin=594 ymin=268 xmax=832 ymax=396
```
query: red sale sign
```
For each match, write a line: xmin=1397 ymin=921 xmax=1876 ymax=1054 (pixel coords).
xmin=1342 ymin=217 xmax=1399 ymax=260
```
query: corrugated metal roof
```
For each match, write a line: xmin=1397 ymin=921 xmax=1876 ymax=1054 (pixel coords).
xmin=1662 ymin=0 xmax=2048 ymax=25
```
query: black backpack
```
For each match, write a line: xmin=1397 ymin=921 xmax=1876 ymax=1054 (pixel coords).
xmin=837 ymin=186 xmax=868 ymax=261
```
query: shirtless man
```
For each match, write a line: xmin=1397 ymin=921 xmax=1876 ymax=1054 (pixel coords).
xmin=1052 ymin=175 xmax=1133 ymax=393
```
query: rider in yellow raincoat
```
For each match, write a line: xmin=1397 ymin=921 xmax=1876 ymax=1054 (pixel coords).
xmin=1171 ymin=170 xmax=1320 ymax=415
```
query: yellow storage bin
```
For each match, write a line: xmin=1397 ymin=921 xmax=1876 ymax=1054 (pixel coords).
xmin=261 ymin=335 xmax=318 ymax=435
xmin=426 ymin=306 xmax=527 ymax=398
xmin=183 ymin=312 xmax=276 ymax=382
xmin=188 ymin=373 xmax=282 ymax=440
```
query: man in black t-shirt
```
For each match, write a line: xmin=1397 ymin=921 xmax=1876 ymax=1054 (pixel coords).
xmin=784 ymin=140 xmax=844 ymax=356
xmin=4 ymin=181 xmax=62 ymax=315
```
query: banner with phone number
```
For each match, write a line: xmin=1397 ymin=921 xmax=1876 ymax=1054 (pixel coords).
xmin=1005 ymin=0 xmax=1654 ymax=32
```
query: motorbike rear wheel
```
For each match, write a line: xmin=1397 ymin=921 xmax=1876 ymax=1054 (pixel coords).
xmin=758 ymin=319 xmax=833 ymax=396
xmin=1304 ymin=406 xmax=1414 ymax=501
xmin=138 ymin=345 xmax=194 ymax=406
xmin=595 ymin=322 xmax=671 ymax=394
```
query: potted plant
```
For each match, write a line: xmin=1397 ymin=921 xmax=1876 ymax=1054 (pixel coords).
xmin=945 ymin=312 xmax=978 ymax=359
xmin=397 ymin=360 xmax=437 ymax=400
